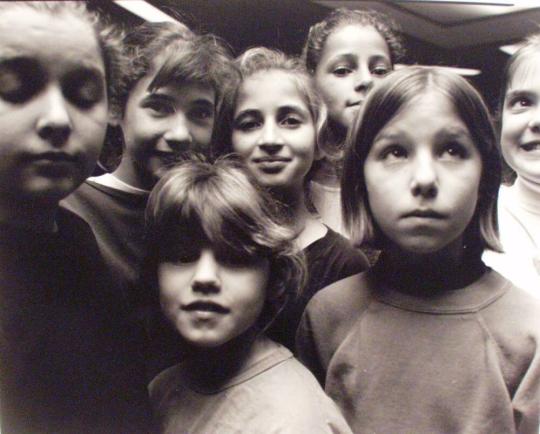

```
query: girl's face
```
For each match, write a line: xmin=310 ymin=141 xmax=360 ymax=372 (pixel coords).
xmin=232 ymin=70 xmax=317 ymax=193
xmin=501 ymin=54 xmax=540 ymax=184
xmin=158 ymin=247 xmax=269 ymax=349
xmin=120 ymin=73 xmax=215 ymax=189
xmin=0 ymin=9 xmax=108 ymax=203
xmin=314 ymin=24 xmax=391 ymax=129
xmin=364 ymin=90 xmax=482 ymax=258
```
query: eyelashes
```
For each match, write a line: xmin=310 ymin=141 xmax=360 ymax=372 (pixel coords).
xmin=0 ymin=57 xmax=105 ymax=109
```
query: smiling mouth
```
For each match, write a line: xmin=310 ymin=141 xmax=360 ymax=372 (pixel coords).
xmin=182 ymin=301 xmax=229 ymax=314
xmin=520 ymin=141 xmax=540 ymax=152
xmin=346 ymin=101 xmax=362 ymax=108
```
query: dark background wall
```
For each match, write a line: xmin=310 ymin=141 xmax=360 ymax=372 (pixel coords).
xmin=93 ymin=0 xmax=514 ymax=114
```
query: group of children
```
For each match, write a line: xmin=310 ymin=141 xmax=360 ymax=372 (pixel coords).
xmin=0 ymin=2 xmax=538 ymax=433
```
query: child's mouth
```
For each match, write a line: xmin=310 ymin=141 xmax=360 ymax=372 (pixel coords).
xmin=519 ymin=141 xmax=540 ymax=152
xmin=182 ymin=301 xmax=229 ymax=314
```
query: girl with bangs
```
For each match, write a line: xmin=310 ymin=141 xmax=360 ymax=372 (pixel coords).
xmin=63 ymin=21 xmax=235 ymax=314
xmin=145 ymin=158 xmax=353 ymax=434
xmin=297 ymin=67 xmax=540 ymax=433
xmin=213 ymin=47 xmax=368 ymax=351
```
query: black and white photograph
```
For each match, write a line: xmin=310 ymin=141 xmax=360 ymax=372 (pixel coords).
xmin=0 ymin=1 xmax=539 ymax=433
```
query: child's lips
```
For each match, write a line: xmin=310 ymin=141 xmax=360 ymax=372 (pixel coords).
xmin=252 ymin=157 xmax=291 ymax=173
xmin=182 ymin=301 xmax=230 ymax=314
xmin=402 ymin=209 xmax=446 ymax=219
xmin=25 ymin=151 xmax=78 ymax=163
xmin=519 ymin=141 xmax=540 ymax=152
xmin=346 ymin=100 xmax=363 ymax=108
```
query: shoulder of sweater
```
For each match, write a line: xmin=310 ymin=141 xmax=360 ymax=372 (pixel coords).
xmin=483 ymin=280 xmax=540 ymax=327
xmin=307 ymin=271 xmax=373 ymax=317
xmin=310 ymin=227 xmax=370 ymax=267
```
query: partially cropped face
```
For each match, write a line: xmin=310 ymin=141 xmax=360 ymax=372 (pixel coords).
xmin=0 ymin=8 xmax=108 ymax=204
xmin=364 ymin=90 xmax=482 ymax=259
xmin=120 ymin=73 xmax=215 ymax=189
xmin=158 ymin=245 xmax=269 ymax=348
xmin=501 ymin=54 xmax=540 ymax=184
xmin=314 ymin=24 xmax=391 ymax=129
xmin=231 ymin=70 xmax=317 ymax=194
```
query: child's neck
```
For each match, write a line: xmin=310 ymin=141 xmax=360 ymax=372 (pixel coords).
xmin=183 ymin=328 xmax=266 ymax=393
xmin=377 ymin=243 xmax=485 ymax=293
xmin=0 ymin=196 xmax=58 ymax=233
xmin=514 ymin=175 xmax=540 ymax=214
xmin=113 ymin=156 xmax=155 ymax=191
xmin=272 ymin=187 xmax=327 ymax=249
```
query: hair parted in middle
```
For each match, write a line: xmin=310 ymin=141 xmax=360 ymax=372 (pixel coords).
xmin=211 ymin=47 xmax=329 ymax=159
xmin=302 ymin=7 xmax=405 ymax=75
xmin=342 ymin=66 xmax=502 ymax=255
xmin=143 ymin=156 xmax=306 ymax=328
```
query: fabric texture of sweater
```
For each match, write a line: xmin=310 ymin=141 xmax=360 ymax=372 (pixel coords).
xmin=297 ymin=264 xmax=540 ymax=434
xmin=267 ymin=227 xmax=369 ymax=351
xmin=149 ymin=337 xmax=353 ymax=434
xmin=62 ymin=179 xmax=150 ymax=310
xmin=0 ymin=207 xmax=153 ymax=433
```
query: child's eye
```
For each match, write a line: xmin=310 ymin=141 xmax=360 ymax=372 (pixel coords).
xmin=371 ymin=65 xmax=390 ymax=77
xmin=234 ymin=118 xmax=260 ymax=132
xmin=441 ymin=142 xmax=467 ymax=159
xmin=332 ymin=66 xmax=352 ymax=77
xmin=508 ymin=96 xmax=532 ymax=110
xmin=169 ymin=250 xmax=200 ymax=264
xmin=189 ymin=106 xmax=214 ymax=123
xmin=144 ymin=100 xmax=175 ymax=116
xmin=281 ymin=115 xmax=302 ymax=128
xmin=0 ymin=58 xmax=46 ymax=104
xmin=62 ymin=70 xmax=105 ymax=109
xmin=381 ymin=145 xmax=407 ymax=161
xmin=216 ymin=251 xmax=259 ymax=268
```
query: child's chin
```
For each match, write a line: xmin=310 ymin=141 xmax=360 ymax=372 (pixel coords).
xmin=21 ymin=180 xmax=79 ymax=203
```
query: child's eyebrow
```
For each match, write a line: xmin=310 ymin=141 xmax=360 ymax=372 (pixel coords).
xmin=190 ymin=98 xmax=214 ymax=107
xmin=233 ymin=108 xmax=260 ymax=119
xmin=144 ymin=92 xmax=176 ymax=103
xmin=277 ymin=104 xmax=310 ymax=117
xmin=505 ymin=89 xmax=534 ymax=100
xmin=434 ymin=127 xmax=473 ymax=142
xmin=329 ymin=53 xmax=358 ymax=67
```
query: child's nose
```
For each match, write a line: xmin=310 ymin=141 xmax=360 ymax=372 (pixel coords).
xmin=353 ymin=66 xmax=374 ymax=93
xmin=258 ymin=121 xmax=284 ymax=148
xmin=36 ymin=85 xmax=72 ymax=147
xmin=528 ymin=107 xmax=540 ymax=133
xmin=191 ymin=249 xmax=221 ymax=294
xmin=410 ymin=155 xmax=438 ymax=198
xmin=161 ymin=114 xmax=193 ymax=152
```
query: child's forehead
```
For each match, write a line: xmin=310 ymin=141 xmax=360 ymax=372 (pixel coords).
xmin=0 ymin=9 xmax=103 ymax=73
xmin=508 ymin=54 xmax=540 ymax=90
xmin=238 ymin=70 xmax=310 ymax=108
